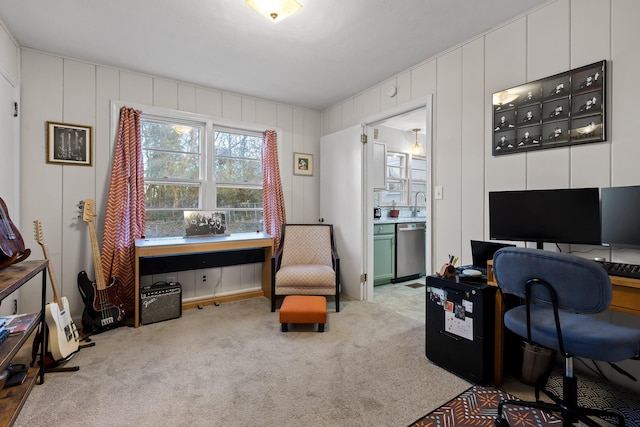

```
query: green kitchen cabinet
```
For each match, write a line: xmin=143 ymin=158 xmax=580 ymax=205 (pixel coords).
xmin=374 ymin=223 xmax=395 ymax=286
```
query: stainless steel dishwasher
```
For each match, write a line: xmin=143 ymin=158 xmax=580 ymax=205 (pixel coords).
xmin=394 ymin=222 xmax=426 ymax=281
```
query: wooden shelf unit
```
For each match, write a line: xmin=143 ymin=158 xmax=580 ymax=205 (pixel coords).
xmin=0 ymin=260 xmax=47 ymax=427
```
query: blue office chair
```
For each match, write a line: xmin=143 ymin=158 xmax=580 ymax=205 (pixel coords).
xmin=493 ymin=247 xmax=640 ymax=427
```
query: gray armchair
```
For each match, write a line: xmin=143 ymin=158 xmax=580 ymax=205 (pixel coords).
xmin=270 ymin=224 xmax=340 ymax=312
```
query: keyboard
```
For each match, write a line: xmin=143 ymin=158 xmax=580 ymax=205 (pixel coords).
xmin=595 ymin=260 xmax=640 ymax=280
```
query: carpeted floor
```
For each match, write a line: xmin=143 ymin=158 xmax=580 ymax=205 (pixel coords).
xmin=409 ymin=385 xmax=562 ymax=427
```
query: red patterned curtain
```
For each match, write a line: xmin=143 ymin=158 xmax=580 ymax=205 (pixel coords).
xmin=262 ymin=130 xmax=286 ymax=249
xmin=101 ymin=106 xmax=145 ymax=314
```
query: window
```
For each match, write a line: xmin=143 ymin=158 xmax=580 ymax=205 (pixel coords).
xmin=140 ymin=113 xmax=264 ymax=238
xmin=380 ymin=151 xmax=407 ymax=205
xmin=409 ymin=156 xmax=427 ymax=204
xmin=379 ymin=152 xmax=426 ymax=206
xmin=214 ymin=129 xmax=263 ymax=233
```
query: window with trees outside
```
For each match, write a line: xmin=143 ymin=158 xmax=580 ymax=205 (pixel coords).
xmin=141 ymin=113 xmax=264 ymax=238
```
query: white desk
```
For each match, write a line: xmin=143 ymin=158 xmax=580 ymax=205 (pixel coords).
xmin=134 ymin=233 xmax=274 ymax=327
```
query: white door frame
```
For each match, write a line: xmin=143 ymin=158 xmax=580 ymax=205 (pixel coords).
xmin=362 ymin=96 xmax=433 ymax=301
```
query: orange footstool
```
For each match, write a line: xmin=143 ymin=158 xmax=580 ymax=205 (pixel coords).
xmin=279 ymin=295 xmax=327 ymax=332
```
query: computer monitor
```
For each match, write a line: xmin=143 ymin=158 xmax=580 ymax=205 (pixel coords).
xmin=601 ymin=185 xmax=640 ymax=248
xmin=470 ymin=240 xmax=515 ymax=270
xmin=489 ymin=188 xmax=601 ymax=248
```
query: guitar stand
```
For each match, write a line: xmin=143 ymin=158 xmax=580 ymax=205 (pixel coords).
xmin=30 ymin=326 xmax=97 ymax=374
xmin=42 ymin=339 xmax=97 ymax=373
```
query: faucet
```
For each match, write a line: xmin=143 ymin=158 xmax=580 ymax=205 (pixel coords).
xmin=412 ymin=191 xmax=426 ymax=217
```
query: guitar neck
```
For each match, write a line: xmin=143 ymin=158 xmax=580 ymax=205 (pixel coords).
xmin=34 ymin=220 xmax=63 ymax=307
xmin=87 ymin=220 xmax=107 ymax=291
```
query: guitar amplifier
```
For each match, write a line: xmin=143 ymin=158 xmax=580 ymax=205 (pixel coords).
xmin=140 ymin=282 xmax=182 ymax=325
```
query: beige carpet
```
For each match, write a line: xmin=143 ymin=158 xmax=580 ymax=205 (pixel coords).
xmin=14 ymin=294 xmax=472 ymax=427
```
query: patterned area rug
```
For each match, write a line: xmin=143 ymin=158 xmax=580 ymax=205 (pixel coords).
xmin=409 ymin=385 xmax=562 ymax=427
xmin=546 ymin=371 xmax=640 ymax=427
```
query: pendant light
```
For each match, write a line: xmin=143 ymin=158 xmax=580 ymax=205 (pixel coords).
xmin=411 ymin=128 xmax=424 ymax=156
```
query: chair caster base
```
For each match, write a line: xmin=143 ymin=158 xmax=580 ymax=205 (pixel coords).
xmin=495 ymin=417 xmax=510 ymax=427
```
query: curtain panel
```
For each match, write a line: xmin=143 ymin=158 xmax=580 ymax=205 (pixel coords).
xmin=101 ymin=106 xmax=145 ymax=314
xmin=262 ymin=130 xmax=286 ymax=249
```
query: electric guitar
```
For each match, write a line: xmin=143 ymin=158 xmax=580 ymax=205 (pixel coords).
xmin=0 ymin=197 xmax=30 ymax=269
xmin=34 ymin=220 xmax=80 ymax=361
xmin=77 ymin=199 xmax=126 ymax=333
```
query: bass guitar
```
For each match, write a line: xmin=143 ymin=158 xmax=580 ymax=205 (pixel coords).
xmin=34 ymin=220 xmax=80 ymax=361
xmin=0 ymin=197 xmax=30 ymax=269
xmin=77 ymin=199 xmax=125 ymax=333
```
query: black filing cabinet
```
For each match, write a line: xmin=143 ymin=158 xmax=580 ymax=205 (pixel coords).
xmin=426 ymin=274 xmax=496 ymax=384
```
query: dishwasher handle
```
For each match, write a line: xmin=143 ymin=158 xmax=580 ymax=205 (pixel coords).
xmin=397 ymin=224 xmax=425 ymax=231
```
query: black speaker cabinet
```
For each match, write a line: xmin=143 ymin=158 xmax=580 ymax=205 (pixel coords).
xmin=140 ymin=282 xmax=182 ymax=325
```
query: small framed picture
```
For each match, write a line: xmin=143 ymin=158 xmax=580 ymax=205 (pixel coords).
xmin=184 ymin=210 xmax=228 ymax=237
xmin=46 ymin=121 xmax=92 ymax=166
xmin=294 ymin=152 xmax=313 ymax=176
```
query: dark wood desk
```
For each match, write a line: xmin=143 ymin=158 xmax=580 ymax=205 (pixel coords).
xmin=487 ymin=260 xmax=640 ymax=385
xmin=134 ymin=233 xmax=274 ymax=328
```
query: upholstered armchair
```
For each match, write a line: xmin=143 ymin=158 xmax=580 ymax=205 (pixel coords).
xmin=271 ymin=224 xmax=340 ymax=312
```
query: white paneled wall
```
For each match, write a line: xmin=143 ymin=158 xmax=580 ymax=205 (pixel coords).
xmin=321 ymin=0 xmax=640 ymax=391
xmin=322 ymin=0 xmax=640 ymax=270
xmin=0 ymin=23 xmax=19 ymax=317
xmin=15 ymin=49 xmax=321 ymax=320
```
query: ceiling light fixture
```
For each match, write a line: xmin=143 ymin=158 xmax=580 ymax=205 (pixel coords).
xmin=246 ymin=0 xmax=302 ymax=23
xmin=411 ymin=128 xmax=424 ymax=156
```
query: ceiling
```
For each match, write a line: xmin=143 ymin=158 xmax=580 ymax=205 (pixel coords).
xmin=0 ymin=0 xmax=549 ymax=111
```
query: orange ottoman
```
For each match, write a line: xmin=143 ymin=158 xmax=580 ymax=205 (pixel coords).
xmin=279 ymin=295 xmax=327 ymax=332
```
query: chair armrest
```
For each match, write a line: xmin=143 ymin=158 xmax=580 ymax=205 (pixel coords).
xmin=272 ymin=245 xmax=284 ymax=272
xmin=331 ymin=247 xmax=339 ymax=270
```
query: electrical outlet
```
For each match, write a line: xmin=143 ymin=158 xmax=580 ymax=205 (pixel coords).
xmin=167 ymin=276 xmax=176 ymax=283
xmin=202 ymin=274 xmax=207 ymax=282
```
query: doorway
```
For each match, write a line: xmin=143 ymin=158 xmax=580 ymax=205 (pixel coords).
xmin=318 ymin=97 xmax=432 ymax=305
xmin=363 ymin=97 xmax=433 ymax=302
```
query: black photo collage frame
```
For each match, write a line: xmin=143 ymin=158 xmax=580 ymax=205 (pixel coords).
xmin=492 ymin=60 xmax=606 ymax=156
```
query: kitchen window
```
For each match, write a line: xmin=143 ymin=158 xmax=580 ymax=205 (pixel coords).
xmin=381 ymin=151 xmax=407 ymax=205
xmin=380 ymin=151 xmax=426 ymax=206
xmin=141 ymin=113 xmax=264 ymax=238
xmin=410 ymin=155 xmax=427 ymax=203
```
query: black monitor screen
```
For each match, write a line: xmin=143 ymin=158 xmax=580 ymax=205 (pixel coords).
xmin=601 ymin=185 xmax=640 ymax=248
xmin=489 ymin=188 xmax=601 ymax=245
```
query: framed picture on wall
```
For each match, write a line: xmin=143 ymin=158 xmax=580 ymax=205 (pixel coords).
xmin=293 ymin=152 xmax=313 ymax=176
xmin=46 ymin=121 xmax=93 ymax=166
xmin=491 ymin=60 xmax=606 ymax=156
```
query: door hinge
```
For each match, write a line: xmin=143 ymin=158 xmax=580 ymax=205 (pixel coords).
xmin=360 ymin=273 xmax=367 ymax=282
xmin=13 ymin=102 xmax=18 ymax=117
xmin=361 ymin=134 xmax=367 ymax=144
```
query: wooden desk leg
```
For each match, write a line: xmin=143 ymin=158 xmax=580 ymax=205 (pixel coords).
xmin=494 ymin=290 xmax=504 ymax=386
xmin=134 ymin=248 xmax=140 ymax=328
xmin=262 ymin=244 xmax=273 ymax=300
